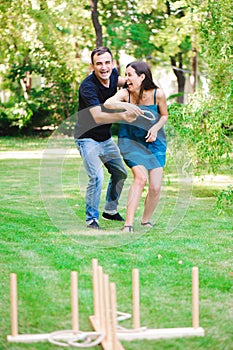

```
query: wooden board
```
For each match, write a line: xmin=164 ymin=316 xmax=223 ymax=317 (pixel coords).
xmin=90 ymin=315 xmax=125 ymax=350
xmin=117 ymin=327 xmax=205 ymax=341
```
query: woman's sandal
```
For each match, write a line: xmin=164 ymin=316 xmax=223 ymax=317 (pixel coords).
xmin=141 ymin=222 xmax=154 ymax=228
xmin=121 ymin=225 xmax=134 ymax=233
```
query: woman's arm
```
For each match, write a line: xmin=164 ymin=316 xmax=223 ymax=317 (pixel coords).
xmin=104 ymin=88 xmax=129 ymax=109
xmin=104 ymin=89 xmax=144 ymax=115
xmin=146 ymin=88 xmax=168 ymax=143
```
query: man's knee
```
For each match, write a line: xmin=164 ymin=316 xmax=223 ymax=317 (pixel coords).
xmin=105 ymin=162 xmax=127 ymax=181
xmin=120 ymin=169 xmax=127 ymax=180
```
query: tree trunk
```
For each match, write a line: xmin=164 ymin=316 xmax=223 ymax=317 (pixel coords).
xmin=191 ymin=48 xmax=198 ymax=93
xmin=170 ymin=54 xmax=185 ymax=104
xmin=20 ymin=79 xmax=29 ymax=100
xmin=90 ymin=0 xmax=103 ymax=47
xmin=19 ymin=55 xmax=32 ymax=99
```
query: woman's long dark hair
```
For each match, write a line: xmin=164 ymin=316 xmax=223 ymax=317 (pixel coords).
xmin=126 ymin=61 xmax=159 ymax=104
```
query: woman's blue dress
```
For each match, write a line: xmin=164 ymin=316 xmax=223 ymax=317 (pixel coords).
xmin=118 ymin=90 xmax=167 ymax=170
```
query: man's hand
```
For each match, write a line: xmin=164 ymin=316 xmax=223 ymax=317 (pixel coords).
xmin=122 ymin=104 xmax=144 ymax=123
xmin=121 ymin=103 xmax=144 ymax=123
xmin=90 ymin=104 xmax=143 ymax=124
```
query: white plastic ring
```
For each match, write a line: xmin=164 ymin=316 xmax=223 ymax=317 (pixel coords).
xmin=141 ymin=110 xmax=155 ymax=120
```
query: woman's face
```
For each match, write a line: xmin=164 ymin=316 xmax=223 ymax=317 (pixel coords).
xmin=125 ymin=66 xmax=144 ymax=92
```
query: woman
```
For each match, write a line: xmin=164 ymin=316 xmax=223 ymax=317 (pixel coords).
xmin=104 ymin=61 xmax=168 ymax=232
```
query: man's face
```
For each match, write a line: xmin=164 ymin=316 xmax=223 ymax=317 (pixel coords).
xmin=91 ymin=52 xmax=114 ymax=85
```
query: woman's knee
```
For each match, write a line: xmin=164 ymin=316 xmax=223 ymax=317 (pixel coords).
xmin=134 ymin=174 xmax=147 ymax=189
xmin=149 ymin=184 xmax=161 ymax=197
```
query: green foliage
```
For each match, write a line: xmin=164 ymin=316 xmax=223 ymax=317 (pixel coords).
xmin=0 ymin=0 xmax=93 ymax=135
xmin=168 ymin=98 xmax=232 ymax=174
xmin=198 ymin=0 xmax=233 ymax=104
xmin=0 ymin=100 xmax=33 ymax=134
xmin=215 ymin=185 xmax=233 ymax=214
xmin=101 ymin=0 xmax=163 ymax=59
xmin=167 ymin=0 xmax=232 ymax=174
xmin=1 ymin=57 xmax=78 ymax=135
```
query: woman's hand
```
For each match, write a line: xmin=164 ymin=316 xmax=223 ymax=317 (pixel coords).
xmin=145 ymin=126 xmax=158 ymax=142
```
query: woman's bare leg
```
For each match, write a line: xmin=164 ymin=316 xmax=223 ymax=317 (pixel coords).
xmin=141 ymin=167 xmax=163 ymax=223
xmin=124 ymin=165 xmax=147 ymax=226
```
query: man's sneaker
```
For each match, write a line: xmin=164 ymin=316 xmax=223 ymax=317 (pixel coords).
xmin=102 ymin=212 xmax=125 ymax=222
xmin=87 ymin=220 xmax=99 ymax=229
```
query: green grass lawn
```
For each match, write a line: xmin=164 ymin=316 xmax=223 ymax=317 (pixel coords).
xmin=0 ymin=136 xmax=232 ymax=350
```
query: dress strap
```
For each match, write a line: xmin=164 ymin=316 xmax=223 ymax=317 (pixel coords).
xmin=154 ymin=89 xmax=157 ymax=105
xmin=127 ymin=89 xmax=130 ymax=103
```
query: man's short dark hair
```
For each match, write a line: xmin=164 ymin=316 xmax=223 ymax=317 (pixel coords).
xmin=91 ymin=47 xmax=113 ymax=64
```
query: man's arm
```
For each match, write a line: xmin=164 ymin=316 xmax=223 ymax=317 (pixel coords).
xmin=89 ymin=104 xmax=142 ymax=124
xmin=91 ymin=89 xmax=144 ymax=124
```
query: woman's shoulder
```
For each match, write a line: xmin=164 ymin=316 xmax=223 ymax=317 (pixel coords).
xmin=117 ymin=87 xmax=129 ymax=100
xmin=155 ymin=88 xmax=166 ymax=101
xmin=155 ymin=87 xmax=164 ymax=97
xmin=154 ymin=88 xmax=167 ymax=109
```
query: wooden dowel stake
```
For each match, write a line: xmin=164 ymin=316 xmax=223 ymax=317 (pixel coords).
xmin=71 ymin=271 xmax=79 ymax=332
xmin=132 ymin=269 xmax=140 ymax=329
xmin=110 ymin=282 xmax=118 ymax=350
xmin=192 ymin=267 xmax=199 ymax=328
xmin=92 ymin=258 xmax=99 ymax=320
xmin=103 ymin=274 xmax=112 ymax=348
xmin=10 ymin=273 xmax=18 ymax=336
xmin=98 ymin=265 xmax=105 ymax=331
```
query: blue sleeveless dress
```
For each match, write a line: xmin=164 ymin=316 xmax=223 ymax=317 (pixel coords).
xmin=118 ymin=90 xmax=167 ymax=170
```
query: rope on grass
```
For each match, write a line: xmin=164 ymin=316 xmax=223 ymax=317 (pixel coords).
xmin=116 ymin=310 xmax=147 ymax=333
xmin=48 ymin=311 xmax=142 ymax=346
xmin=48 ymin=330 xmax=105 ymax=348
xmin=116 ymin=310 xmax=131 ymax=322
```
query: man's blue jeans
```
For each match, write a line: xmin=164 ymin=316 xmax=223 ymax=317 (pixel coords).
xmin=75 ymin=137 xmax=127 ymax=223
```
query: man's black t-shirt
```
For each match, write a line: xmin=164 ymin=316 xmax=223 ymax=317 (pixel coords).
xmin=74 ymin=68 xmax=118 ymax=141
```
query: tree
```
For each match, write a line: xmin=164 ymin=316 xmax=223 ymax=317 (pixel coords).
xmin=0 ymin=0 xmax=94 ymax=135
xmin=91 ymin=0 xmax=103 ymax=46
xmin=169 ymin=0 xmax=232 ymax=173
xmin=98 ymin=0 xmax=200 ymax=103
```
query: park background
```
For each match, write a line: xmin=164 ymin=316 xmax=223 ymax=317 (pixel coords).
xmin=0 ymin=0 xmax=232 ymax=349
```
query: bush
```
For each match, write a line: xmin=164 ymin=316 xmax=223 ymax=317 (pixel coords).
xmin=168 ymin=99 xmax=232 ymax=174
xmin=215 ymin=185 xmax=233 ymax=214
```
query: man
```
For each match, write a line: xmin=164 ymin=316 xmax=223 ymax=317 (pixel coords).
xmin=74 ymin=47 xmax=142 ymax=229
